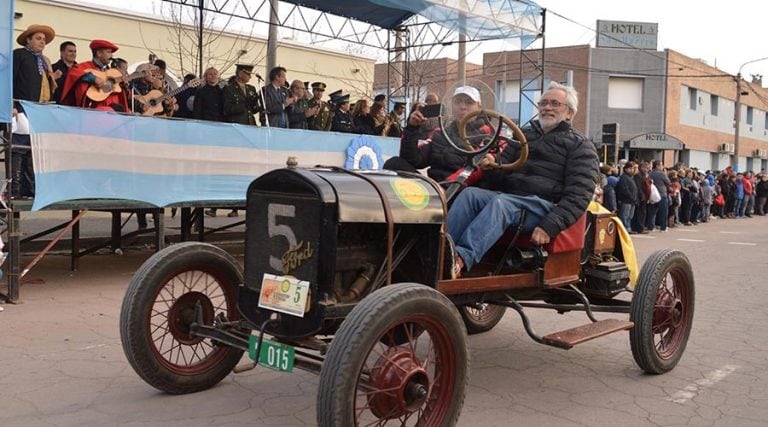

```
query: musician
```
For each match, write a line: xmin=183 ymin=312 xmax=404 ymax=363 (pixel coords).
xmin=175 ymin=74 xmax=198 ymax=119
xmin=59 ymin=39 xmax=129 ymax=111
xmin=193 ymin=67 xmax=223 ymax=122
xmin=222 ymin=64 xmax=262 ymax=125
xmin=12 ymin=24 xmax=57 ymax=198
xmin=330 ymin=94 xmax=355 ymax=133
xmin=128 ymin=63 xmax=164 ymax=115
xmin=308 ymin=81 xmax=331 ymax=131
xmin=262 ymin=66 xmax=293 ymax=128
xmin=52 ymin=41 xmax=77 ymax=103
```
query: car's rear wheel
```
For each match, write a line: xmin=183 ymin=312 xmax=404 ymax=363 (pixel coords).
xmin=459 ymin=303 xmax=506 ymax=334
xmin=630 ymin=249 xmax=694 ymax=374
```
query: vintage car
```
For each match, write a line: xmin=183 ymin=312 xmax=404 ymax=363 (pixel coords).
xmin=120 ymin=110 xmax=694 ymax=426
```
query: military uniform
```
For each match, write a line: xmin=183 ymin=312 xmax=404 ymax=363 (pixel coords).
xmin=331 ymin=94 xmax=355 ymax=133
xmin=222 ymin=80 xmax=261 ymax=125
xmin=222 ymin=64 xmax=263 ymax=125
xmin=308 ymin=97 xmax=331 ymax=131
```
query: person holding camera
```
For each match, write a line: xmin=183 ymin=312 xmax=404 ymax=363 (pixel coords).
xmin=383 ymin=86 xmax=491 ymax=181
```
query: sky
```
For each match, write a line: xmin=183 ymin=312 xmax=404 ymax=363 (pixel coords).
xmin=84 ymin=0 xmax=768 ymax=81
xmin=535 ymin=0 xmax=768 ymax=80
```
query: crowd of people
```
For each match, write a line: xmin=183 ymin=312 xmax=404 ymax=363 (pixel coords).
xmin=598 ymin=159 xmax=768 ymax=234
xmin=10 ymin=24 xmax=427 ymax=202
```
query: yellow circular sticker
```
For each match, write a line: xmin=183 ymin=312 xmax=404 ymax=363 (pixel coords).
xmin=280 ymin=279 xmax=292 ymax=293
xmin=390 ymin=178 xmax=430 ymax=210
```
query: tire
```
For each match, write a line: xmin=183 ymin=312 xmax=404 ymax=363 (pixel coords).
xmin=317 ymin=283 xmax=469 ymax=426
xmin=459 ymin=303 xmax=506 ymax=334
xmin=630 ymin=249 xmax=694 ymax=374
xmin=120 ymin=242 xmax=245 ymax=394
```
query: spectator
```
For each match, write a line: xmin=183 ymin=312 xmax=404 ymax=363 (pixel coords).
xmin=700 ymin=178 xmax=713 ymax=222
xmin=52 ymin=40 xmax=77 ymax=103
xmin=600 ymin=164 xmax=617 ymax=212
xmin=387 ymin=102 xmax=405 ymax=137
xmin=263 ymin=66 xmax=293 ymax=128
xmin=286 ymin=79 xmax=317 ymax=129
xmin=615 ymin=161 xmax=638 ymax=230
xmin=369 ymin=102 xmax=392 ymax=136
xmin=733 ymin=173 xmax=745 ymax=218
xmin=647 ymin=160 xmax=671 ymax=232
xmin=631 ymin=161 xmax=652 ymax=233
xmin=193 ymin=67 xmax=223 ymax=122
xmin=755 ymin=174 xmax=768 ymax=215
xmin=351 ymin=99 xmax=377 ymax=135
xmin=741 ymin=171 xmax=754 ymax=217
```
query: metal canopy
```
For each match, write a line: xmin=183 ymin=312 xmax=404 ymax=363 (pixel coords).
xmin=161 ymin=0 xmax=543 ymax=50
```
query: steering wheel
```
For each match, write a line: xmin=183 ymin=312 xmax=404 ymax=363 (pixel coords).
xmin=446 ymin=109 xmax=529 ymax=172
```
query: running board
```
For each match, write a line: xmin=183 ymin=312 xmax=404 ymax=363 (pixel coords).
xmin=541 ymin=319 xmax=634 ymax=349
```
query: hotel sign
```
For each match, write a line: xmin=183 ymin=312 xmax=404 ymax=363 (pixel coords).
xmin=596 ymin=20 xmax=658 ymax=50
xmin=626 ymin=133 xmax=683 ymax=150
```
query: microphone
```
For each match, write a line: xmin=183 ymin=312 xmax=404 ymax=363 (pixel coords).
xmin=254 ymin=73 xmax=264 ymax=81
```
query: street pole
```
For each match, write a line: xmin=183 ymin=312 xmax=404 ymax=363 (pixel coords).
xmin=733 ymin=56 xmax=768 ymax=171
xmin=733 ymin=75 xmax=741 ymax=170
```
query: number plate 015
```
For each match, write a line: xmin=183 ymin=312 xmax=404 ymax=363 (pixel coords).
xmin=249 ymin=336 xmax=295 ymax=372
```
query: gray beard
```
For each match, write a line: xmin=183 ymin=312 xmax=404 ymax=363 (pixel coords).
xmin=539 ymin=117 xmax=559 ymax=133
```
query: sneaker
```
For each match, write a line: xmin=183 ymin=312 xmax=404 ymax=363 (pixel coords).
xmin=227 ymin=210 xmax=239 ymax=218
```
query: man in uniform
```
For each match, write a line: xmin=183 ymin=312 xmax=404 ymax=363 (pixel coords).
xmin=330 ymin=94 xmax=355 ymax=133
xmin=308 ymin=81 xmax=331 ymax=131
xmin=222 ymin=64 xmax=262 ymax=125
xmin=60 ymin=39 xmax=129 ymax=111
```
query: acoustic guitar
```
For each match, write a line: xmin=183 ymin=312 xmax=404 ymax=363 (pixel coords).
xmin=134 ymin=78 xmax=204 ymax=116
xmin=85 ymin=66 xmax=152 ymax=102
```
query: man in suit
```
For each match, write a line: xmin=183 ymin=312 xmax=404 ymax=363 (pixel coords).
xmin=262 ymin=66 xmax=294 ymax=128
xmin=222 ymin=64 xmax=262 ymax=125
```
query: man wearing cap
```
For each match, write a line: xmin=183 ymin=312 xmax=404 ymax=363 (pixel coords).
xmin=60 ymin=39 xmax=129 ymax=111
xmin=308 ymin=82 xmax=332 ymax=131
xmin=330 ymin=94 xmax=355 ymax=133
xmin=446 ymin=82 xmax=598 ymax=277
xmin=12 ymin=24 xmax=57 ymax=198
xmin=387 ymin=102 xmax=405 ymax=137
xmin=222 ymin=64 xmax=262 ymax=125
xmin=384 ymin=85 xmax=491 ymax=181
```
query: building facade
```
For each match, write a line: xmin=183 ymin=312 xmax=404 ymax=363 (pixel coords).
xmin=14 ymin=0 xmax=375 ymax=99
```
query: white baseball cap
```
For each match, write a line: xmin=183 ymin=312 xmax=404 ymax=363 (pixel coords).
xmin=453 ymin=86 xmax=480 ymax=103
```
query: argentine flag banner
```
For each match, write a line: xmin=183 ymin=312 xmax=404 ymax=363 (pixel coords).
xmin=20 ymin=102 xmax=399 ymax=211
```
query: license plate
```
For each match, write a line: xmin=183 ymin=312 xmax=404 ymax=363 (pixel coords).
xmin=249 ymin=336 xmax=295 ymax=372
xmin=258 ymin=274 xmax=310 ymax=317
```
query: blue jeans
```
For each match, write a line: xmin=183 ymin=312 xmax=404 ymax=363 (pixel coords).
xmin=447 ymin=187 xmax=554 ymax=270
xmin=734 ymin=197 xmax=744 ymax=217
xmin=618 ymin=202 xmax=635 ymax=230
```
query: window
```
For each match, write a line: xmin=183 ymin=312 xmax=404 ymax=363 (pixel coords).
xmin=608 ymin=77 xmax=643 ymax=109
xmin=710 ymin=94 xmax=718 ymax=116
xmin=747 ymin=106 xmax=754 ymax=125
xmin=688 ymin=87 xmax=697 ymax=110
xmin=765 ymin=113 xmax=768 ymax=130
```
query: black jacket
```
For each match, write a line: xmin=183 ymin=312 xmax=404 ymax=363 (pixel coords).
xmin=193 ymin=84 xmax=223 ymax=122
xmin=13 ymin=47 xmax=49 ymax=103
xmin=400 ymin=119 xmax=491 ymax=181
xmin=616 ymin=173 xmax=639 ymax=204
xmin=482 ymin=120 xmax=598 ymax=238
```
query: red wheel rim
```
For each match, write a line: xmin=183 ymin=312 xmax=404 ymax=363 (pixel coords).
xmin=147 ymin=269 xmax=238 ymax=375
xmin=652 ymin=267 xmax=691 ymax=359
xmin=354 ymin=314 xmax=457 ymax=425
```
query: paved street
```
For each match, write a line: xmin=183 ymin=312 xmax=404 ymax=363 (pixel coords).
xmin=1 ymin=215 xmax=767 ymax=426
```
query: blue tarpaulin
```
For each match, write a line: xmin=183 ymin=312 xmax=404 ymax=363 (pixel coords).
xmin=0 ymin=0 xmax=13 ymax=122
